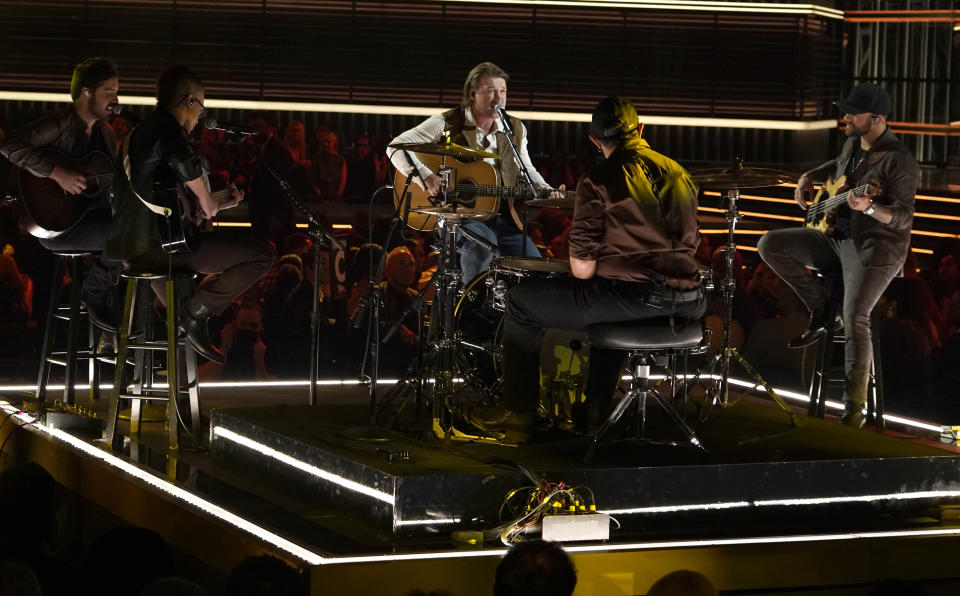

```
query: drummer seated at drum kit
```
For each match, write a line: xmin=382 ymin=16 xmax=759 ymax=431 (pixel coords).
xmin=466 ymin=97 xmax=707 ymax=443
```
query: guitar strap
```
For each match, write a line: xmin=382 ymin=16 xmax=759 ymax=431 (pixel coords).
xmin=120 ymin=130 xmax=173 ymax=218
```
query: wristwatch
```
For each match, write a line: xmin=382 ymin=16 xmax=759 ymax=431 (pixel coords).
xmin=863 ymin=200 xmax=877 ymax=216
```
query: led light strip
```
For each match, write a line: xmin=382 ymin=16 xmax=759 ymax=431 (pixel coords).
xmin=0 ymin=91 xmax=837 ymax=130
xmin=0 ymin=401 xmax=328 ymax=565
xmin=396 ymin=518 xmax=462 ymax=527
xmin=3 ymin=399 xmax=959 ymax=566
xmin=427 ymin=0 xmax=844 ymax=19
xmin=212 ymin=426 xmax=395 ymax=504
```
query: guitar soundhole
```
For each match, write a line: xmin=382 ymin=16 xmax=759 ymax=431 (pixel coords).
xmin=456 ymin=180 xmax=478 ymax=207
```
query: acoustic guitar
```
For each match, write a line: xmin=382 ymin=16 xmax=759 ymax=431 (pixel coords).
xmin=151 ymin=162 xmax=233 ymax=254
xmin=804 ymin=175 xmax=882 ymax=236
xmin=7 ymin=148 xmax=115 ymax=238
xmin=393 ymin=153 xmax=576 ymax=230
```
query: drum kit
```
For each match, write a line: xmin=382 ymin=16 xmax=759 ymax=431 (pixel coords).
xmin=373 ymin=138 xmax=801 ymax=441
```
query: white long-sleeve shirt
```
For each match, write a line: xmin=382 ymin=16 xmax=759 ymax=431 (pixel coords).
xmin=387 ymin=107 xmax=551 ymax=191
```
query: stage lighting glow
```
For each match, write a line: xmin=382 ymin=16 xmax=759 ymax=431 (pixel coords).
xmin=424 ymin=0 xmax=843 ymax=19
xmin=396 ymin=518 xmax=462 ymax=526
xmin=0 ymin=401 xmax=328 ymax=565
xmin=602 ymin=501 xmax=752 ymax=515
xmin=0 ymin=91 xmax=837 ymax=131
xmin=212 ymin=426 xmax=395 ymax=504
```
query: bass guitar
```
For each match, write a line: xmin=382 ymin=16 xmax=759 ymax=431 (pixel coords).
xmin=804 ymin=175 xmax=882 ymax=236
xmin=7 ymin=148 xmax=115 ymax=238
xmin=394 ymin=153 xmax=576 ymax=230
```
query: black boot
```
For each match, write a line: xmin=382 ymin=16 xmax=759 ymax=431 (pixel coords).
xmin=178 ymin=301 xmax=225 ymax=364
xmin=84 ymin=257 xmax=119 ymax=333
xmin=787 ymin=305 xmax=827 ymax=349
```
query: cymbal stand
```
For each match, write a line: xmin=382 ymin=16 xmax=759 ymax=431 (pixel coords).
xmin=691 ymin=188 xmax=801 ymax=427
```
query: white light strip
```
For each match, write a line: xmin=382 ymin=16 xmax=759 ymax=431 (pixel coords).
xmin=0 ymin=375 xmax=945 ymax=434
xmin=428 ymin=0 xmax=843 ymax=19
xmin=396 ymin=518 xmax=462 ymax=527
xmin=755 ymin=491 xmax=960 ymax=507
xmin=0 ymin=401 xmax=327 ymax=565
xmin=0 ymin=91 xmax=837 ymax=130
xmin=212 ymin=426 xmax=395 ymax=505
xmin=4 ymin=400 xmax=960 ymax=566
xmin=328 ymin=527 xmax=960 ymax=564
xmin=603 ymin=501 xmax=752 ymax=514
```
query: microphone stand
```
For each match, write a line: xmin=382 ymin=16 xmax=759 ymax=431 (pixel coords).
xmin=264 ymin=165 xmax=343 ymax=406
xmin=496 ymin=111 xmax=537 ymax=257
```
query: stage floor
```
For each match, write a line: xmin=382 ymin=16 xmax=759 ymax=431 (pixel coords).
xmin=4 ymin=380 xmax=960 ymax=595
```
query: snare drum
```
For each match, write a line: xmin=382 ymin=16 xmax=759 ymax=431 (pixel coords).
xmin=484 ymin=256 xmax=571 ymax=311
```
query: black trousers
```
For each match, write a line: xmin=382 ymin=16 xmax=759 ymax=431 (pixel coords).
xmin=38 ymin=207 xmax=118 ymax=307
xmin=501 ymin=276 xmax=706 ymax=412
xmin=130 ymin=231 xmax=275 ymax=315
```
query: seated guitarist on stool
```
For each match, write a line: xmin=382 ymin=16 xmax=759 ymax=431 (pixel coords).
xmin=757 ymin=82 xmax=919 ymax=428
xmin=388 ymin=61 xmax=565 ymax=283
xmin=0 ymin=57 xmax=121 ymax=331
xmin=105 ymin=65 xmax=274 ymax=363
xmin=467 ymin=97 xmax=705 ymax=443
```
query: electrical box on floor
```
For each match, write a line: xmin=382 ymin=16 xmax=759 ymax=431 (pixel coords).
xmin=541 ymin=513 xmax=610 ymax=542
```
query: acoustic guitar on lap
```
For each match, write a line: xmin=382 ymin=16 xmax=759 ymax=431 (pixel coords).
xmin=804 ymin=175 xmax=882 ymax=236
xmin=151 ymin=160 xmax=234 ymax=254
xmin=6 ymin=148 xmax=115 ymax=239
xmin=394 ymin=153 xmax=576 ymax=230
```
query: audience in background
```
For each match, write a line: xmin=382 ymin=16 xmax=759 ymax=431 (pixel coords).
xmin=493 ymin=540 xmax=576 ymax=596
xmin=647 ymin=569 xmax=719 ymax=596
xmin=312 ymin=129 xmax=347 ymax=201
xmin=227 ymin=554 xmax=308 ymax=596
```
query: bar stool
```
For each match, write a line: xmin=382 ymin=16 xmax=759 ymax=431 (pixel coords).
xmin=806 ymin=272 xmax=885 ymax=430
xmin=585 ymin=317 xmax=706 ymax=462
xmin=104 ymin=269 xmax=201 ymax=452
xmin=35 ymin=252 xmax=103 ymax=419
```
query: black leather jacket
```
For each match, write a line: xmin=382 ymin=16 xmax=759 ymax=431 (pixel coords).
xmin=105 ymin=109 xmax=204 ymax=261
xmin=0 ymin=105 xmax=116 ymax=177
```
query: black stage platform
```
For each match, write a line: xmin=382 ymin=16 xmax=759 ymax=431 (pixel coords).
xmin=5 ymin=381 xmax=960 ymax=595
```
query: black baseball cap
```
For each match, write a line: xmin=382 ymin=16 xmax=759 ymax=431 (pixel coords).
xmin=835 ymin=82 xmax=892 ymax=117
xmin=590 ymin=96 xmax=640 ymax=139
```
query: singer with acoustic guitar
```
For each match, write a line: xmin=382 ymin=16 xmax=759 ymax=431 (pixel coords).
xmin=105 ymin=65 xmax=273 ymax=364
xmin=757 ymin=82 xmax=919 ymax=428
xmin=388 ymin=61 xmax=568 ymax=283
xmin=0 ymin=57 xmax=122 ymax=331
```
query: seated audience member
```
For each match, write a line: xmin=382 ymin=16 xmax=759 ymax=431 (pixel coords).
xmin=227 ymin=554 xmax=307 ymax=596
xmin=350 ymin=246 xmax=421 ymax=376
xmin=747 ymin=261 xmax=783 ymax=319
xmin=110 ymin=113 xmax=131 ymax=151
xmin=197 ymin=126 xmax=231 ymax=184
xmin=646 ymin=570 xmax=719 ymax=596
xmin=404 ymin=237 xmax=426 ymax=278
xmin=542 ymin=149 xmax=577 ymax=190
xmin=84 ymin=526 xmax=175 ymax=596
xmin=0 ymin=463 xmax=74 ymax=596
xmin=219 ymin=302 xmax=271 ymax=380
xmin=311 ymin=129 xmax=347 ymax=201
xmin=344 ymin=133 xmax=387 ymax=200
xmin=494 ymin=540 xmax=576 ymax=596
xmin=346 ymin=243 xmax=384 ymax=317
xmin=0 ymin=561 xmax=43 ymax=596
xmin=282 ymin=120 xmax=311 ymax=169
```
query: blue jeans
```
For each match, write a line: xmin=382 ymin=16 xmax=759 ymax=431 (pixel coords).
xmin=459 ymin=216 xmax=539 ymax=284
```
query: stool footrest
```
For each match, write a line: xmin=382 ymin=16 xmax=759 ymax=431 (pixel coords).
xmin=117 ymin=394 xmax=169 ymax=401
xmin=125 ymin=343 xmax=171 ymax=351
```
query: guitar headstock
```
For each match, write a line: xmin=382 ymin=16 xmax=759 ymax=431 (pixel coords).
xmin=865 ymin=177 xmax=882 ymax=199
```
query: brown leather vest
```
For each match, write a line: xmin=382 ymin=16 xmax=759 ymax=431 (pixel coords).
xmin=442 ymin=106 xmax=527 ymax=228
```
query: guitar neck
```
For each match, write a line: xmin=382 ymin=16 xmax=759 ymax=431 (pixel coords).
xmin=449 ymin=182 xmax=574 ymax=200
xmin=808 ymin=183 xmax=871 ymax=216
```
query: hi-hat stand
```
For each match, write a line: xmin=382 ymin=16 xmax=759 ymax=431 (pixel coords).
xmin=688 ymin=161 xmax=801 ymax=427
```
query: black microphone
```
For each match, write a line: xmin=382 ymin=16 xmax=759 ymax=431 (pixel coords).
xmin=494 ymin=103 xmax=513 ymax=134
xmin=203 ymin=116 xmax=256 ymax=136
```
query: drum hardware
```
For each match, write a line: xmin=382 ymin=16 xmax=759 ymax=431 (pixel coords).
xmin=388 ymin=139 xmax=501 ymax=161
xmin=687 ymin=159 xmax=801 ymax=428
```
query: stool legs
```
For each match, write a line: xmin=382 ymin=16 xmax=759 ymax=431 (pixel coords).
xmin=36 ymin=258 xmax=65 ymax=418
xmin=165 ymin=279 xmax=179 ymax=451
xmin=105 ymin=277 xmax=138 ymax=451
xmin=585 ymin=352 xmax=706 ymax=462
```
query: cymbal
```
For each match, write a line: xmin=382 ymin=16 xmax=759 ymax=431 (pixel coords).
xmin=388 ymin=140 xmax=501 ymax=161
xmin=690 ymin=163 xmax=794 ymax=189
xmin=411 ymin=205 xmax=493 ymax=220
xmin=526 ymin=197 xmax=575 ymax=209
